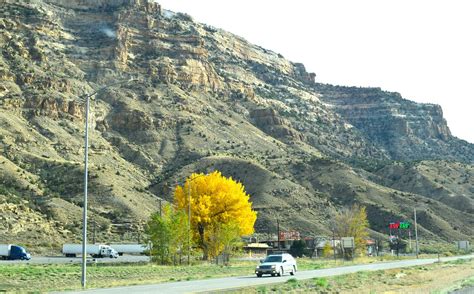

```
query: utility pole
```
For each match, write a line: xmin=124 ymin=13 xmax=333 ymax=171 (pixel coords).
xmin=414 ymin=208 xmax=419 ymax=259
xmin=185 ymin=173 xmax=206 ymax=266
xmin=277 ymin=218 xmax=280 ymax=251
xmin=92 ymin=221 xmax=96 ymax=244
xmin=396 ymin=228 xmax=400 ymax=257
xmin=188 ymin=182 xmax=191 ymax=265
xmin=137 ymin=224 xmax=141 ymax=244
xmin=408 ymin=230 xmax=412 ymax=251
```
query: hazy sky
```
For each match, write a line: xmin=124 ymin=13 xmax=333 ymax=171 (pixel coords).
xmin=157 ymin=0 xmax=473 ymax=143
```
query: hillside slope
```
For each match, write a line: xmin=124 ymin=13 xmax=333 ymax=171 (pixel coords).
xmin=0 ymin=0 xmax=472 ymax=246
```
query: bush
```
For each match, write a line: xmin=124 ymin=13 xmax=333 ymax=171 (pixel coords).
xmin=286 ymin=278 xmax=299 ymax=288
xmin=314 ymin=277 xmax=329 ymax=288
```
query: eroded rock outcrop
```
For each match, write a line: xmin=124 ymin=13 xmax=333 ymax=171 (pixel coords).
xmin=110 ymin=107 xmax=153 ymax=132
xmin=317 ymin=85 xmax=471 ymax=161
xmin=251 ymin=108 xmax=304 ymax=141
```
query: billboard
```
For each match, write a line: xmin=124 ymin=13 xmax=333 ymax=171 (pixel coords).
xmin=279 ymin=230 xmax=300 ymax=241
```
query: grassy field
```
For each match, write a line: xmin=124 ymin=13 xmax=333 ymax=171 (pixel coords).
xmin=230 ymin=258 xmax=474 ymax=293
xmin=0 ymin=255 xmax=466 ymax=292
xmin=0 ymin=261 xmax=254 ymax=292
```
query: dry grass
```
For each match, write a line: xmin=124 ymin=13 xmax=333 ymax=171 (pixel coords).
xmin=0 ymin=255 xmax=450 ymax=292
xmin=230 ymin=258 xmax=474 ymax=293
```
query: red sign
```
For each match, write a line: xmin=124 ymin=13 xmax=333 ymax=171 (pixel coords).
xmin=279 ymin=231 xmax=300 ymax=241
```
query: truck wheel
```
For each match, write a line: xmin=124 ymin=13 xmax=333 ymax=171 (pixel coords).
xmin=109 ymin=255 xmax=114 ymax=258
xmin=256 ymin=273 xmax=262 ymax=277
xmin=290 ymin=266 xmax=296 ymax=275
xmin=278 ymin=267 xmax=283 ymax=277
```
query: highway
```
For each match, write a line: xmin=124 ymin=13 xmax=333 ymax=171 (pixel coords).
xmin=60 ymin=254 xmax=473 ymax=294
xmin=0 ymin=255 xmax=150 ymax=265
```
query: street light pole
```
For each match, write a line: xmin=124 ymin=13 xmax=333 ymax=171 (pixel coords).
xmin=80 ymin=78 xmax=137 ymax=288
xmin=81 ymin=93 xmax=90 ymax=288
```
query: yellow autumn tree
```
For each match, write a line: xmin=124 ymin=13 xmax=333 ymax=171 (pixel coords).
xmin=333 ymin=204 xmax=369 ymax=257
xmin=174 ymin=171 xmax=257 ymax=260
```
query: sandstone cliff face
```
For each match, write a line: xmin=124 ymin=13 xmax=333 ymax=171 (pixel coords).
xmin=317 ymin=85 xmax=472 ymax=162
xmin=0 ymin=0 xmax=472 ymax=244
xmin=43 ymin=0 xmax=160 ymax=13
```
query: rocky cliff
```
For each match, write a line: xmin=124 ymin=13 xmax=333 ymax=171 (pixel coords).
xmin=317 ymin=84 xmax=472 ymax=162
xmin=0 ymin=0 xmax=472 ymax=246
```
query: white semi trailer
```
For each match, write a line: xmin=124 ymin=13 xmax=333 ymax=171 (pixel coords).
xmin=62 ymin=244 xmax=118 ymax=258
xmin=109 ymin=244 xmax=150 ymax=256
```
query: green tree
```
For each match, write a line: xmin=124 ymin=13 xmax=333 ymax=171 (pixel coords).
xmin=207 ymin=221 xmax=243 ymax=260
xmin=289 ymin=240 xmax=306 ymax=257
xmin=146 ymin=204 xmax=190 ymax=264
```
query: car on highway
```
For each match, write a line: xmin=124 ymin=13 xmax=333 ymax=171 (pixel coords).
xmin=255 ymin=253 xmax=297 ymax=277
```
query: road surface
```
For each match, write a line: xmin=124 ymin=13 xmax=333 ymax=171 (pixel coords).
xmin=0 ymin=255 xmax=150 ymax=265
xmin=60 ymin=254 xmax=473 ymax=294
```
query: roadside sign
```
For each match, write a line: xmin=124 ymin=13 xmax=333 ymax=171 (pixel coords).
xmin=389 ymin=221 xmax=411 ymax=229
xmin=341 ymin=237 xmax=355 ymax=249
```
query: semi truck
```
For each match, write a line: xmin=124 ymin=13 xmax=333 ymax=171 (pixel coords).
xmin=0 ymin=244 xmax=31 ymax=260
xmin=62 ymin=244 xmax=118 ymax=258
xmin=109 ymin=243 xmax=150 ymax=256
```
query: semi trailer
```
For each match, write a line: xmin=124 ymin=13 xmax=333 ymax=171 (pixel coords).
xmin=109 ymin=243 xmax=150 ymax=256
xmin=62 ymin=244 xmax=118 ymax=258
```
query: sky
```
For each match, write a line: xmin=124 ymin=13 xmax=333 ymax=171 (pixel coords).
xmin=157 ymin=0 xmax=473 ymax=143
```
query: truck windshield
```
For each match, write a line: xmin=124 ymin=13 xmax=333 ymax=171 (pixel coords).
xmin=264 ymin=256 xmax=282 ymax=262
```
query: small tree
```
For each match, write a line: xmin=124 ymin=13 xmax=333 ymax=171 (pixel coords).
xmin=322 ymin=242 xmax=333 ymax=258
xmin=207 ymin=221 xmax=242 ymax=260
xmin=333 ymin=204 xmax=369 ymax=256
xmin=146 ymin=204 xmax=190 ymax=264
